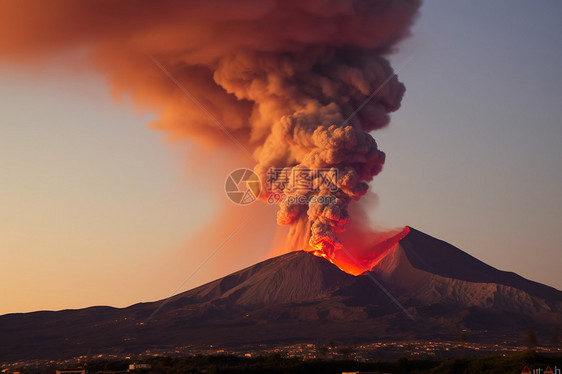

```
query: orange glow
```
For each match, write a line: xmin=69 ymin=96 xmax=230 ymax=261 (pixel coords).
xmin=304 ymin=226 xmax=410 ymax=276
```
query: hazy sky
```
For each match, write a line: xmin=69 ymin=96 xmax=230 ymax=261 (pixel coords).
xmin=1 ymin=0 xmax=561 ymax=315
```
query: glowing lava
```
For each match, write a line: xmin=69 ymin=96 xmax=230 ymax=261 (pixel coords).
xmin=304 ymin=226 xmax=410 ymax=276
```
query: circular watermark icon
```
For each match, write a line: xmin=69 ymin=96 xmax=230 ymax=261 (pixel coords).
xmin=225 ymin=168 xmax=261 ymax=205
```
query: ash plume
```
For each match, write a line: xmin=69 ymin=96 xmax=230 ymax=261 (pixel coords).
xmin=0 ymin=0 xmax=420 ymax=263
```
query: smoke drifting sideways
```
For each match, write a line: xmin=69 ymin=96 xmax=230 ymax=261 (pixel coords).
xmin=0 ymin=0 xmax=420 ymax=274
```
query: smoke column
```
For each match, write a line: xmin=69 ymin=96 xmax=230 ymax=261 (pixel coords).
xmin=0 ymin=0 xmax=420 ymax=273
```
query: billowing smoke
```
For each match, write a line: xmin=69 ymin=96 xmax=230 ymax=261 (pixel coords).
xmin=0 ymin=0 xmax=420 ymax=268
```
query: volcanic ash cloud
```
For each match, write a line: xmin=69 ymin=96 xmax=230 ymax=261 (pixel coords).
xmin=0 ymin=0 xmax=421 ymax=266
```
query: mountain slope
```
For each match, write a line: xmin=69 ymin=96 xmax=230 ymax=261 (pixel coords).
xmin=374 ymin=242 xmax=561 ymax=315
xmin=399 ymin=227 xmax=561 ymax=301
xmin=167 ymin=251 xmax=356 ymax=307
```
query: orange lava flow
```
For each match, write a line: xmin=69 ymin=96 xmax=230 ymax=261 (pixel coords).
xmin=305 ymin=226 xmax=410 ymax=276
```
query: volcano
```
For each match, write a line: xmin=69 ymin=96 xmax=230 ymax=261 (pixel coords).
xmin=1 ymin=227 xmax=561 ymax=361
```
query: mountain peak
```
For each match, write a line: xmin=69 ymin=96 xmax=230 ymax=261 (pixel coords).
xmin=168 ymin=250 xmax=355 ymax=307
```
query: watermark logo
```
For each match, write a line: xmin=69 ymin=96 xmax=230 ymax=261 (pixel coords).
xmin=225 ymin=167 xmax=340 ymax=206
xmin=265 ymin=167 xmax=339 ymax=193
xmin=522 ymin=365 xmax=560 ymax=374
xmin=225 ymin=168 xmax=261 ymax=205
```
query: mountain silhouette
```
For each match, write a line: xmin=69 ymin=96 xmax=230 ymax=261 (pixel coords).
xmin=1 ymin=227 xmax=560 ymax=361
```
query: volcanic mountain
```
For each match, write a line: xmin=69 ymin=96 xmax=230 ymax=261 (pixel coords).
xmin=1 ymin=227 xmax=561 ymax=361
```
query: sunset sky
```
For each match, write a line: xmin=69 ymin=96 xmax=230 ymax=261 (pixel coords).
xmin=1 ymin=0 xmax=561 ymax=315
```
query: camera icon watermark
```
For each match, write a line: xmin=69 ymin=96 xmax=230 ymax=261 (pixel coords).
xmin=224 ymin=168 xmax=261 ymax=205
